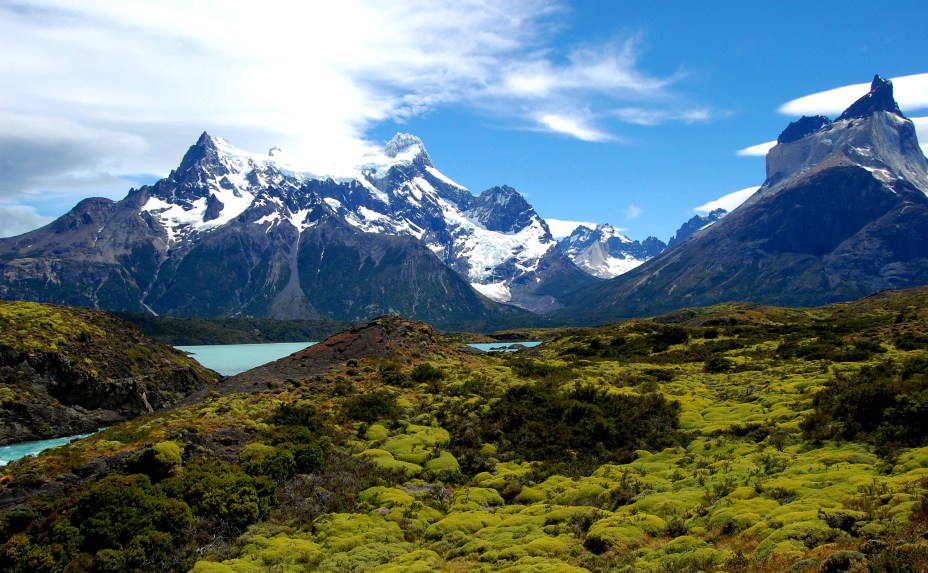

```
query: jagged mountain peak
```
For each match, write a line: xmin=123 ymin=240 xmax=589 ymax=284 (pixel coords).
xmin=764 ymin=76 xmax=928 ymax=191
xmin=384 ymin=132 xmax=424 ymax=156
xmin=667 ymin=209 xmax=727 ymax=247
xmin=382 ymin=132 xmax=432 ymax=167
xmin=559 ymin=222 xmax=665 ymax=279
xmin=837 ymin=74 xmax=904 ymax=121
xmin=468 ymin=185 xmax=541 ymax=235
xmin=479 ymin=185 xmax=527 ymax=206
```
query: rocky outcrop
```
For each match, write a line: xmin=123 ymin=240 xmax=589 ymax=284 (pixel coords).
xmin=836 ymin=75 xmax=903 ymax=121
xmin=666 ymin=209 xmax=727 ymax=248
xmin=0 ymin=301 xmax=219 ymax=445
xmin=777 ymin=116 xmax=831 ymax=144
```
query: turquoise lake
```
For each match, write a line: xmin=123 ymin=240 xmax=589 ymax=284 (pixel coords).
xmin=175 ymin=342 xmax=317 ymax=376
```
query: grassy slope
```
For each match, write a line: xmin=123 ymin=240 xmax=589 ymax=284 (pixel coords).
xmin=0 ymin=301 xmax=220 ymax=443
xmin=2 ymin=291 xmax=928 ymax=572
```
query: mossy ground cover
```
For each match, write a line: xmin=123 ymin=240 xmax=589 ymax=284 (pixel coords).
xmin=3 ymin=292 xmax=928 ymax=571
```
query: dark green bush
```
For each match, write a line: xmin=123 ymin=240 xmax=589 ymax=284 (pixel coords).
xmin=802 ymin=359 xmax=928 ymax=452
xmin=343 ymin=391 xmax=399 ymax=423
xmin=380 ymin=362 xmax=410 ymax=387
xmin=410 ymin=363 xmax=444 ymax=383
xmin=466 ymin=381 xmax=682 ymax=467
xmin=267 ymin=401 xmax=325 ymax=433
xmin=704 ymin=355 xmax=733 ymax=373
xmin=160 ymin=460 xmax=270 ymax=530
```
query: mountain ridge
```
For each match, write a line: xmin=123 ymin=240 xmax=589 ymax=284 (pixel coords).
xmin=0 ymin=132 xmax=597 ymax=326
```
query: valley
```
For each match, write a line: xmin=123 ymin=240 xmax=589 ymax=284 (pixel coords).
xmin=1 ymin=290 xmax=927 ymax=571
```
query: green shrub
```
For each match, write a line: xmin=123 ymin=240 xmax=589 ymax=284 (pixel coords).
xmin=152 ymin=440 xmax=183 ymax=468
xmin=161 ymin=460 xmax=271 ymax=529
xmin=410 ymin=363 xmax=444 ymax=383
xmin=452 ymin=380 xmax=682 ymax=468
xmin=267 ymin=401 xmax=325 ymax=433
xmin=704 ymin=355 xmax=733 ymax=373
xmin=344 ymin=391 xmax=400 ymax=423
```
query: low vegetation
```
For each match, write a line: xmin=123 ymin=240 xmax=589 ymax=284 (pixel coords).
xmin=2 ymin=288 xmax=928 ymax=572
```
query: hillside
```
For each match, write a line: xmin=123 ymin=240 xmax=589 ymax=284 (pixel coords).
xmin=113 ymin=313 xmax=354 ymax=345
xmin=0 ymin=301 xmax=219 ymax=445
xmin=1 ymin=291 xmax=927 ymax=572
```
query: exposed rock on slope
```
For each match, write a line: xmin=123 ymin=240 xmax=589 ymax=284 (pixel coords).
xmin=0 ymin=301 xmax=218 ymax=445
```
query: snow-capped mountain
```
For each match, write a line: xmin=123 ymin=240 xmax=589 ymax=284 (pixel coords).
xmin=556 ymin=75 xmax=928 ymax=323
xmin=144 ymin=132 xmax=594 ymax=312
xmin=0 ymin=132 xmax=594 ymax=325
xmin=558 ymin=224 xmax=665 ymax=279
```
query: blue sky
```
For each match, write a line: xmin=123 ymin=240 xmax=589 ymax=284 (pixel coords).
xmin=1 ymin=1 xmax=926 ymax=241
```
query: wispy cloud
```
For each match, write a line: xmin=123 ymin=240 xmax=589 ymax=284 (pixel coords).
xmin=625 ymin=204 xmax=642 ymax=219
xmin=0 ymin=0 xmax=699 ymax=211
xmin=613 ymin=106 xmax=713 ymax=126
xmin=695 ymin=186 xmax=759 ymax=213
xmin=539 ymin=114 xmax=613 ymax=142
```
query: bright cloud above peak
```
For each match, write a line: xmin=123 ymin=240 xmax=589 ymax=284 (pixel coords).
xmin=0 ymin=0 xmax=705 ymax=204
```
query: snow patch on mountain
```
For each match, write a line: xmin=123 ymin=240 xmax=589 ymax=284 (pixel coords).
xmin=472 ymin=281 xmax=512 ymax=303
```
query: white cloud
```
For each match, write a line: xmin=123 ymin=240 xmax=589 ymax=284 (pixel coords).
xmin=613 ymin=107 xmax=712 ymax=126
xmin=778 ymin=73 xmax=928 ymax=117
xmin=0 ymin=204 xmax=54 ymax=238
xmin=736 ymin=140 xmax=777 ymax=157
xmin=0 ymin=0 xmax=690 ymax=212
xmin=539 ymin=114 xmax=612 ymax=142
xmin=695 ymin=186 xmax=759 ymax=213
xmin=624 ymin=204 xmax=642 ymax=219
xmin=545 ymin=218 xmax=597 ymax=238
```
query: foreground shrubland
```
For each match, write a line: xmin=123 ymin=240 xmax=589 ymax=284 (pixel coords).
xmin=2 ymin=293 xmax=928 ymax=572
